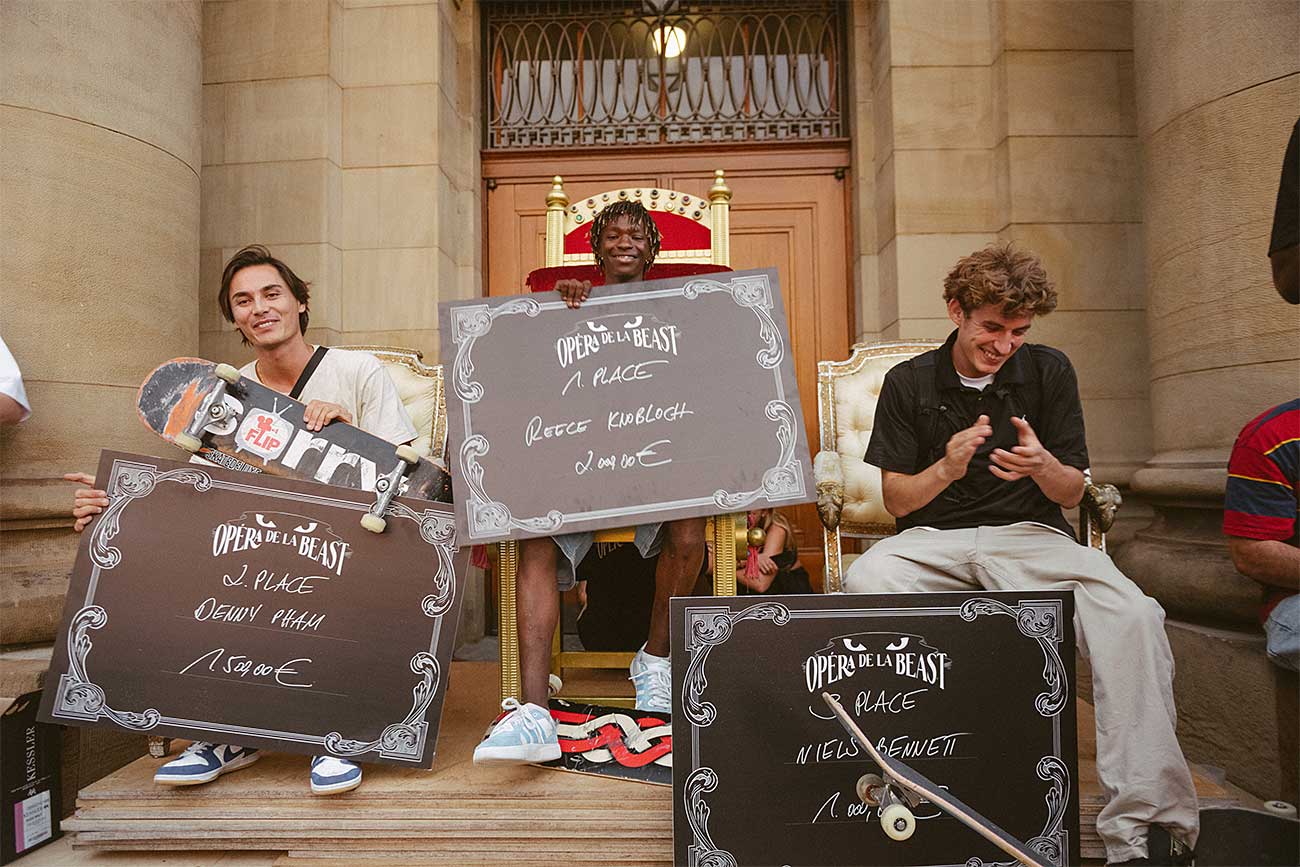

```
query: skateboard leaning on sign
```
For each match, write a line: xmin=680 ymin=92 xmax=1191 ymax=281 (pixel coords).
xmin=822 ymin=692 xmax=1049 ymax=867
xmin=137 ymin=357 xmax=452 ymax=531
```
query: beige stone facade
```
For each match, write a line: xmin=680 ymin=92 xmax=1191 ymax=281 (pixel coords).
xmin=1 ymin=0 xmax=1296 ymax=800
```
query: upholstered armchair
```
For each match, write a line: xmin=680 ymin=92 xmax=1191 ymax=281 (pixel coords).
xmin=813 ymin=341 xmax=1122 ymax=593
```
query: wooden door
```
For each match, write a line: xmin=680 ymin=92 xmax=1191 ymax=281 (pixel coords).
xmin=483 ymin=144 xmax=853 ymax=587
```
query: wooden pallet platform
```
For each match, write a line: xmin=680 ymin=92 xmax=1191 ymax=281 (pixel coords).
xmin=62 ymin=661 xmax=1235 ymax=864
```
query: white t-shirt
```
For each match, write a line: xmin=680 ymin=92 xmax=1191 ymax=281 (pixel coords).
xmin=240 ymin=347 xmax=417 ymax=445
xmin=0 ymin=336 xmax=31 ymax=422
xmin=958 ymin=371 xmax=995 ymax=391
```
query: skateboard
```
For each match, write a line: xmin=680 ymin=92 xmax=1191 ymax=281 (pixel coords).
xmin=822 ymin=692 xmax=1049 ymax=867
xmin=539 ymin=698 xmax=672 ymax=786
xmin=137 ymin=357 xmax=452 ymax=531
xmin=480 ymin=682 xmax=672 ymax=786
xmin=1190 ymin=805 xmax=1299 ymax=866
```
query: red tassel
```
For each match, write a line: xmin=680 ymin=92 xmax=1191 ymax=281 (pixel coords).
xmin=744 ymin=512 xmax=761 ymax=579
xmin=471 ymin=544 xmax=490 ymax=570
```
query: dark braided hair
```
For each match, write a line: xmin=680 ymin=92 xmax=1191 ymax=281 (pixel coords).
xmin=589 ymin=200 xmax=661 ymax=272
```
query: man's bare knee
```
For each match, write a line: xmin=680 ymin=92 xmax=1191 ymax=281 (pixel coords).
xmin=664 ymin=517 xmax=706 ymax=553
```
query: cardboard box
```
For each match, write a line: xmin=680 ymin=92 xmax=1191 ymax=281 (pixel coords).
xmin=1 ymin=692 xmax=62 ymax=864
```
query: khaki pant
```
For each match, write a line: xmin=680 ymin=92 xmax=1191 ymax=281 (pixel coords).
xmin=843 ymin=523 xmax=1199 ymax=862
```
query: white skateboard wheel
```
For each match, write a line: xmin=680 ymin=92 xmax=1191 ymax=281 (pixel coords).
xmin=880 ymin=803 xmax=915 ymax=841
xmin=1265 ymin=800 xmax=1298 ymax=818
xmin=548 ymin=673 xmax=563 ymax=697
xmin=856 ymin=773 xmax=885 ymax=806
xmin=214 ymin=363 xmax=240 ymax=384
xmin=396 ymin=444 xmax=420 ymax=465
xmin=360 ymin=513 xmax=387 ymax=534
xmin=173 ymin=432 xmax=203 ymax=453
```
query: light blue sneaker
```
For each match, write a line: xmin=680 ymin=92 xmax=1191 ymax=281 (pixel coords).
xmin=629 ymin=645 xmax=672 ymax=713
xmin=472 ymin=698 xmax=560 ymax=764
xmin=153 ymin=742 xmax=259 ymax=785
xmin=310 ymin=755 xmax=362 ymax=794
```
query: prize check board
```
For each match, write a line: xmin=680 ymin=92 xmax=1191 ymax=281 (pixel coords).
xmin=439 ymin=268 xmax=815 ymax=544
xmin=39 ymin=450 xmax=468 ymax=768
xmin=671 ymin=592 xmax=1081 ymax=867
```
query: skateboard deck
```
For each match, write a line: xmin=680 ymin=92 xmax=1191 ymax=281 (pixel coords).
xmin=1192 ymin=806 xmax=1299 ymax=866
xmin=823 ymin=692 xmax=1049 ymax=867
xmin=137 ymin=357 xmax=452 ymax=505
xmin=539 ymin=699 xmax=672 ymax=786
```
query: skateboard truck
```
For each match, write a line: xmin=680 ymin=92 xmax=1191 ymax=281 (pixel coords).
xmin=173 ymin=363 xmax=242 ymax=453
xmin=857 ymin=772 xmax=922 ymax=841
xmin=360 ymin=445 xmax=422 ymax=533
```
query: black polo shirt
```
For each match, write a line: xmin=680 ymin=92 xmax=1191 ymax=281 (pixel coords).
xmin=864 ymin=330 xmax=1089 ymax=537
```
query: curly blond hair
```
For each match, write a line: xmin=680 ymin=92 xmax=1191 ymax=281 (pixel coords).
xmin=943 ymin=242 xmax=1057 ymax=317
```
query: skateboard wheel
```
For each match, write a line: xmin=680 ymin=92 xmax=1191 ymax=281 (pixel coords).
xmin=396 ymin=444 xmax=420 ymax=465
xmin=548 ymin=674 xmax=563 ymax=697
xmin=360 ymin=513 xmax=387 ymax=534
xmin=214 ymin=363 xmax=241 ymax=384
xmin=173 ymin=432 xmax=203 ymax=453
xmin=1265 ymin=800 xmax=1298 ymax=818
xmin=880 ymin=803 xmax=915 ymax=841
xmin=856 ymin=773 xmax=885 ymax=806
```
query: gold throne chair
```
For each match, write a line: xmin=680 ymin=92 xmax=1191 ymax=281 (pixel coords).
xmin=813 ymin=340 xmax=1123 ymax=593
xmin=496 ymin=170 xmax=753 ymax=705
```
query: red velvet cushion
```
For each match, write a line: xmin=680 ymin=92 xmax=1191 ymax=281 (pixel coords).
xmin=562 ymin=210 xmax=713 ymax=256
xmin=526 ymin=262 xmax=732 ymax=294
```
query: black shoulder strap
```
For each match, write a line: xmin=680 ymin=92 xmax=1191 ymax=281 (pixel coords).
xmin=289 ymin=346 xmax=329 ymax=400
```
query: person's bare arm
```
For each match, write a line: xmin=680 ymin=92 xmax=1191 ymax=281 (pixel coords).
xmin=881 ymin=415 xmax=992 ymax=518
xmin=989 ymin=416 xmax=1085 ymax=509
xmin=1228 ymin=536 xmax=1300 ymax=590
xmin=0 ymin=394 xmax=25 ymax=425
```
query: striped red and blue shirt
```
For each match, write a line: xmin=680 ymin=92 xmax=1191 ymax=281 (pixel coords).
xmin=1225 ymin=399 xmax=1300 ymax=545
xmin=1224 ymin=399 xmax=1299 ymax=620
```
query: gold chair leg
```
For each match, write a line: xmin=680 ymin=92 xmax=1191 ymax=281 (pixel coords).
xmin=497 ymin=540 xmax=521 ymax=703
xmin=713 ymin=512 xmax=738 ymax=596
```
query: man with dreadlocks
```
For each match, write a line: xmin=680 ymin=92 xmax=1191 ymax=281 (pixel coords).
xmin=473 ymin=201 xmax=705 ymax=765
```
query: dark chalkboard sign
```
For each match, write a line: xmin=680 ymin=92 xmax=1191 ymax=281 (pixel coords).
xmin=671 ymin=592 xmax=1079 ymax=867
xmin=438 ymin=268 xmax=815 ymax=544
xmin=38 ymin=450 xmax=467 ymax=768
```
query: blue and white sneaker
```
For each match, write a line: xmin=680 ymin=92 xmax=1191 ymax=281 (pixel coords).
xmin=153 ymin=742 xmax=259 ymax=785
xmin=630 ymin=645 xmax=672 ymax=713
xmin=472 ymin=698 xmax=560 ymax=764
xmin=310 ymin=755 xmax=362 ymax=794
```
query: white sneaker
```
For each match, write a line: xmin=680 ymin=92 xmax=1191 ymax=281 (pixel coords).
xmin=629 ymin=645 xmax=672 ymax=713
xmin=472 ymin=698 xmax=560 ymax=764
xmin=310 ymin=755 xmax=362 ymax=795
xmin=153 ymin=742 xmax=259 ymax=786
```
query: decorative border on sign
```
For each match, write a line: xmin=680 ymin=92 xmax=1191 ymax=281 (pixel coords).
xmin=958 ymin=597 xmax=1067 ymax=716
xmin=50 ymin=458 xmax=459 ymax=764
xmin=681 ymin=601 xmax=791 ymax=727
xmin=449 ymin=273 xmax=808 ymax=541
xmin=680 ymin=597 xmax=1072 ymax=867
xmin=683 ymin=767 xmax=738 ymax=867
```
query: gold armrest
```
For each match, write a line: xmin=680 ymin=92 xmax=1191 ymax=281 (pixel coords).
xmin=813 ymin=450 xmax=844 ymax=531
xmin=1082 ymin=481 xmax=1121 ymax=534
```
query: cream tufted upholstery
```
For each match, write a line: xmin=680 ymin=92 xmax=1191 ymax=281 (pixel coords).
xmin=814 ymin=341 xmax=943 ymax=591
xmin=334 ymin=345 xmax=447 ymax=464
xmin=814 ymin=340 xmax=1121 ymax=593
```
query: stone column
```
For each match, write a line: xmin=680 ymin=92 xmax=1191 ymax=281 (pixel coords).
xmin=0 ymin=0 xmax=202 ymax=646
xmin=1120 ymin=0 xmax=1299 ymax=799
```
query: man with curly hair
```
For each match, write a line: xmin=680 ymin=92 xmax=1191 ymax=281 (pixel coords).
xmin=473 ymin=201 xmax=706 ymax=764
xmin=844 ymin=243 xmax=1199 ymax=866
